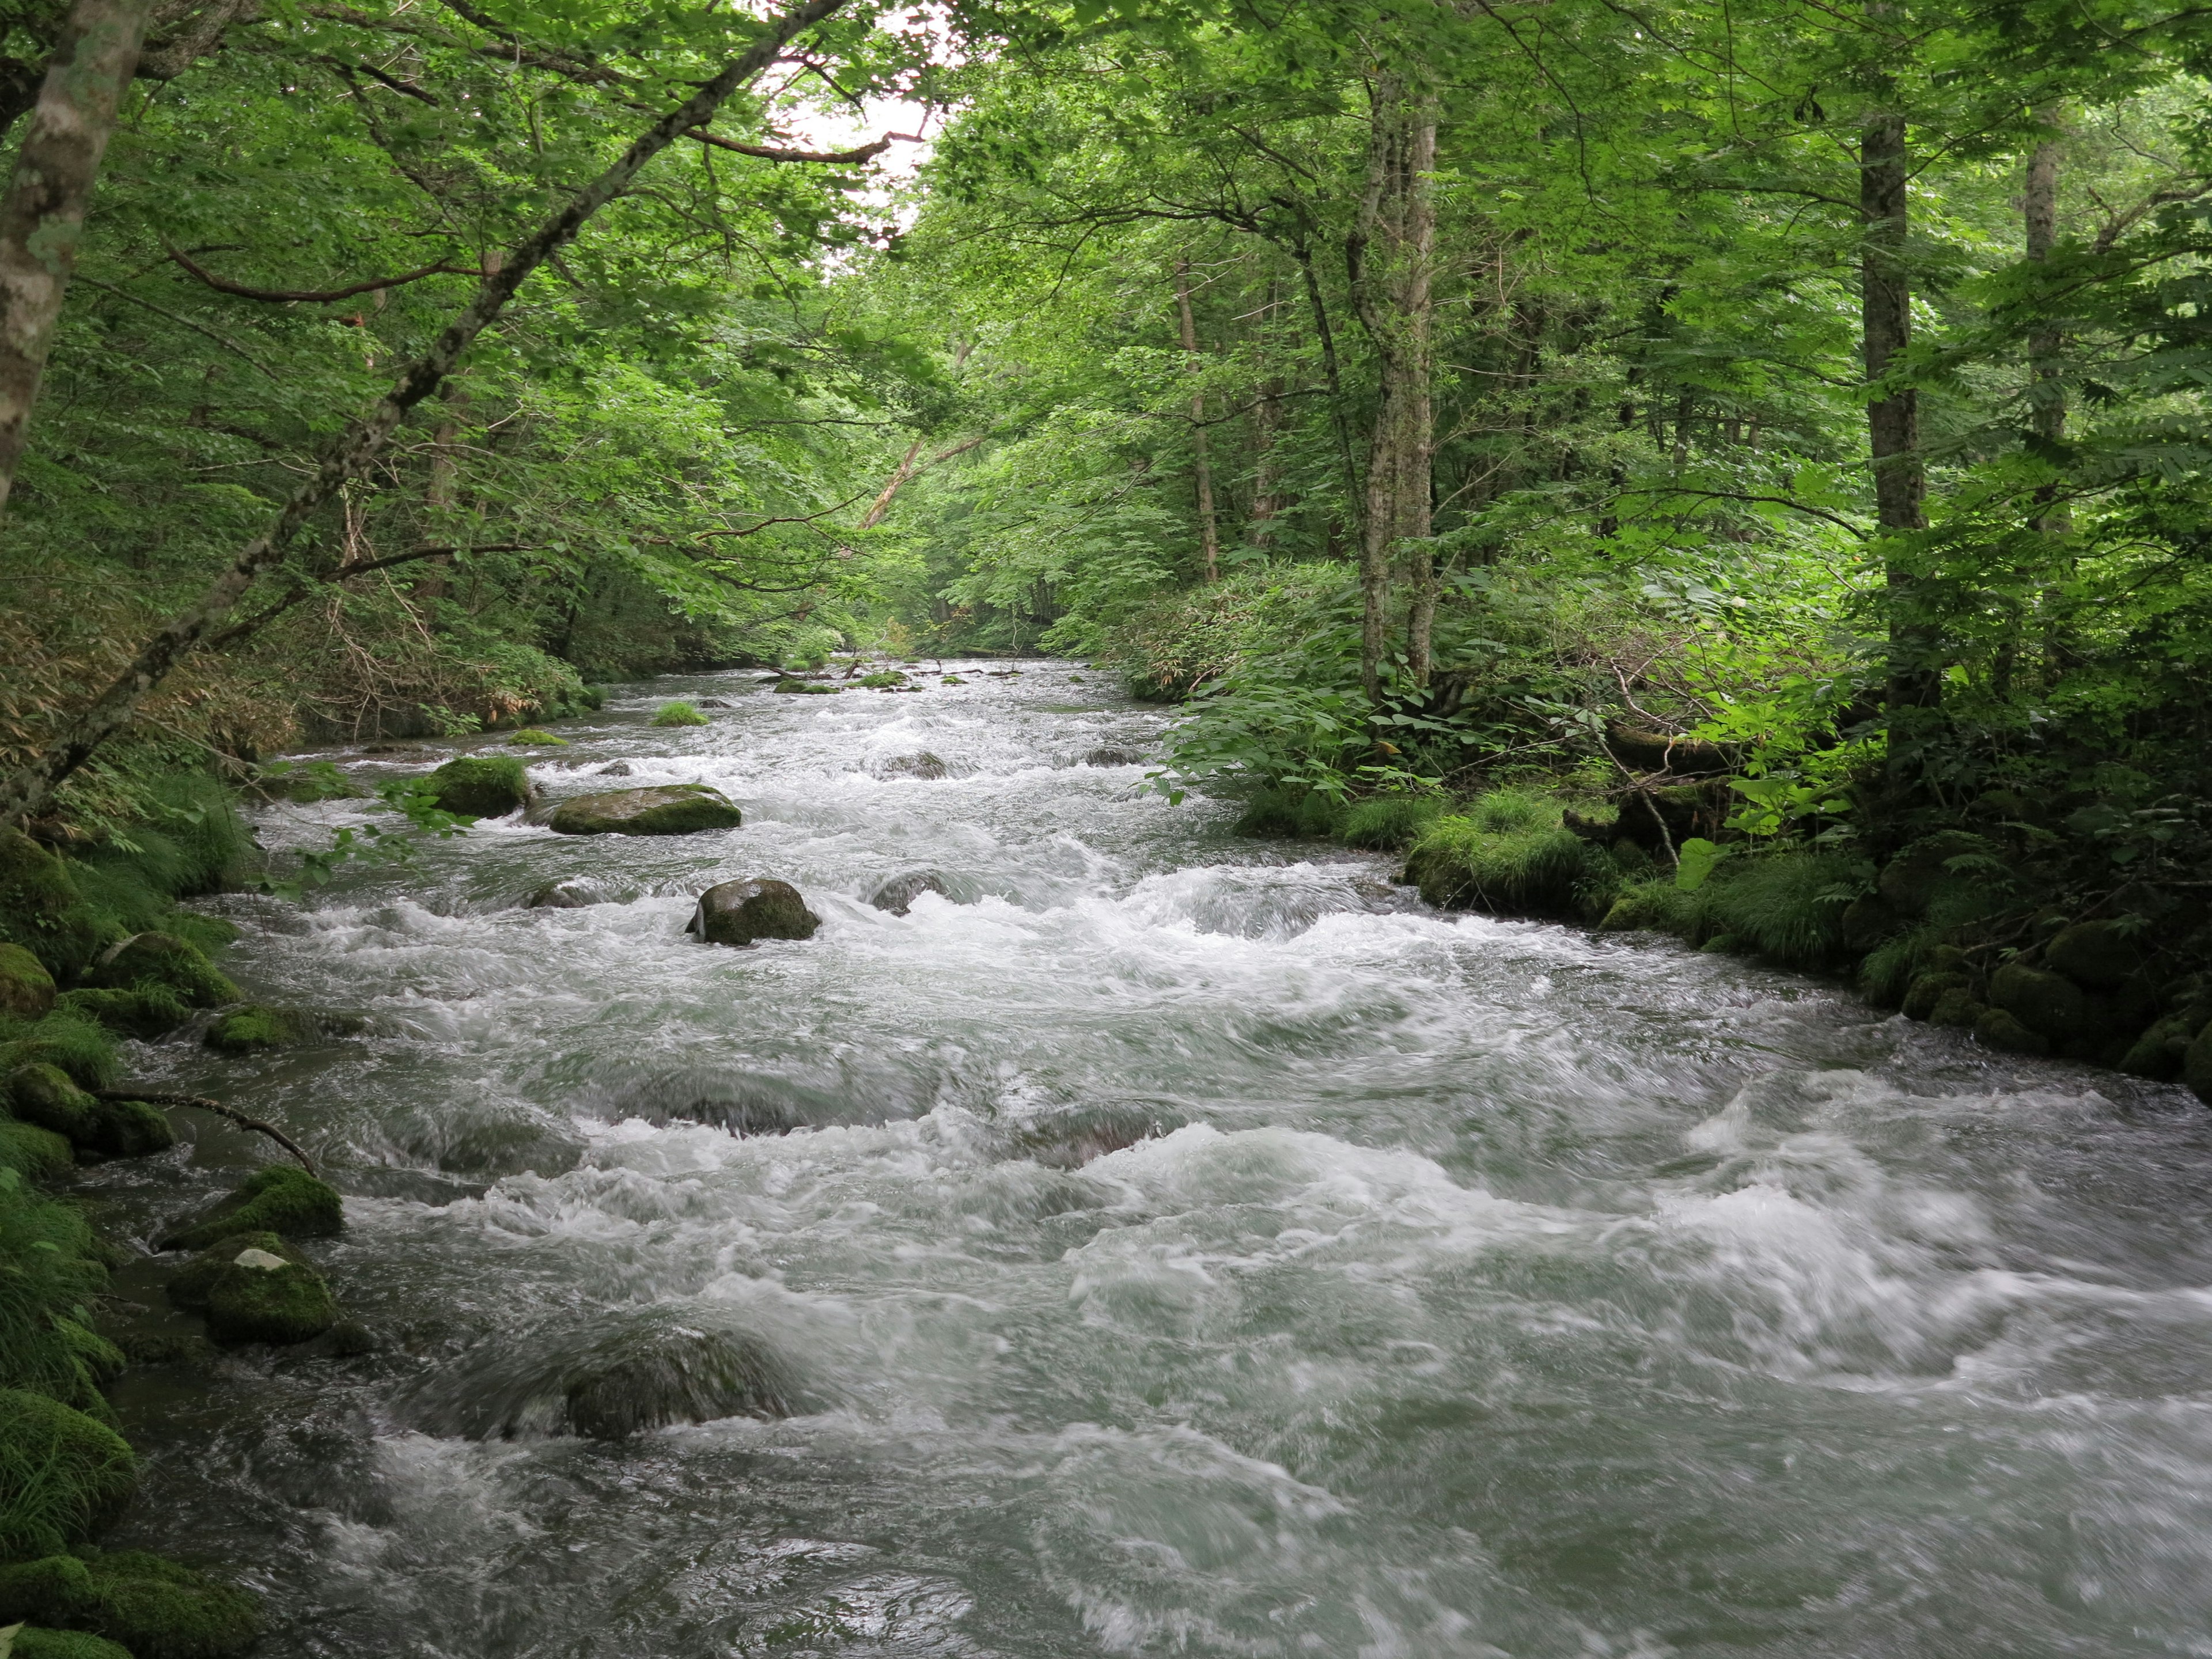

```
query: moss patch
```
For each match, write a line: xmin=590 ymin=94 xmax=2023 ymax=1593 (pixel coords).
xmin=0 ymin=1120 xmax=73 ymax=1181
xmin=650 ymin=700 xmax=711 ymax=726
xmin=423 ymin=756 xmax=532 ymax=819
xmin=1337 ymin=794 xmax=1446 ymax=851
xmin=200 ymin=1005 xmax=308 ymax=1054
xmin=0 ymin=1390 xmax=137 ymax=1558
xmin=166 ymin=1232 xmax=338 ymax=1345
xmin=10 ymin=1626 xmax=136 ymax=1659
xmin=85 ymin=934 xmax=236 ymax=1009
xmin=0 ymin=944 xmax=56 ymax=1020
xmin=53 ymin=987 xmax=190 ymax=1039
xmin=4 ymin=1065 xmax=99 ymax=1144
xmin=0 ymin=832 xmax=97 ymax=983
xmin=159 ymin=1166 xmax=343 ymax=1253
xmin=505 ymin=728 xmax=569 ymax=746
xmin=86 ymin=1099 xmax=173 ymax=1160
xmin=1402 ymin=791 xmax=1595 ymax=918
xmin=0 ymin=1551 xmax=263 ymax=1659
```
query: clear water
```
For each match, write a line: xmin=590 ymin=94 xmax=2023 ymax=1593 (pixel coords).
xmin=83 ymin=662 xmax=2212 ymax=1658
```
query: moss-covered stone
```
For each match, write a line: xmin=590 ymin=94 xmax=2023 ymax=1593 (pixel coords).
xmin=1901 ymin=971 xmax=1970 ymax=1022
xmin=1927 ymin=989 xmax=1985 ymax=1029
xmin=1988 ymin=961 xmax=2094 ymax=1041
xmin=650 ymin=700 xmax=711 ymax=726
xmin=1877 ymin=831 xmax=1997 ymax=918
xmin=5 ymin=1063 xmax=99 ymax=1143
xmin=423 ymin=755 xmax=532 ymax=819
xmin=857 ymin=670 xmax=908 ymax=688
xmin=166 ymin=1232 xmax=338 ymax=1346
xmin=2119 ymin=1012 xmax=2200 ymax=1081
xmin=1698 ymin=934 xmax=1743 ymax=954
xmin=0 ymin=942 xmax=56 ymax=1019
xmin=159 ymin=1165 xmax=343 ymax=1252
xmin=86 ymin=934 xmax=237 ymax=1008
xmin=0 ymin=1550 xmax=263 ymax=1659
xmin=687 ymin=878 xmax=821 ymax=946
xmin=54 ymin=986 xmax=190 ymax=1039
xmin=1976 ymin=1006 xmax=2051 ymax=1056
xmin=0 ymin=1118 xmax=74 ymax=1180
xmin=0 ymin=1388 xmax=137 ymax=1558
xmin=10 ymin=1626 xmax=137 ymax=1659
xmin=506 ymin=728 xmax=569 ymax=745
xmin=201 ymin=1005 xmax=309 ymax=1054
xmin=85 ymin=1098 xmax=173 ymax=1160
xmin=0 ymin=1012 xmax=118 ymax=1092
xmin=0 ymin=831 xmax=97 ymax=982
xmin=547 ymin=784 xmax=742 ymax=836
xmin=772 ymin=679 xmax=838 ymax=695
xmin=2044 ymin=919 xmax=2149 ymax=993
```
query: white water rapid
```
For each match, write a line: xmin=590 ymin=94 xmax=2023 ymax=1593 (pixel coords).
xmin=84 ymin=662 xmax=2212 ymax=1658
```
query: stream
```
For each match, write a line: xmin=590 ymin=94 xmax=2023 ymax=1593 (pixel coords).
xmin=78 ymin=660 xmax=2212 ymax=1658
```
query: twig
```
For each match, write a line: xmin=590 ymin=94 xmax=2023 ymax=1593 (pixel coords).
xmin=93 ymin=1089 xmax=320 ymax=1177
xmin=73 ymin=278 xmax=278 ymax=378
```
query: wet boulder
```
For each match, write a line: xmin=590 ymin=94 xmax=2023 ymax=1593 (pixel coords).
xmin=423 ymin=755 xmax=534 ymax=819
xmin=773 ymin=679 xmax=839 ymax=695
xmin=88 ymin=933 xmax=236 ymax=1007
xmin=2045 ymin=920 xmax=2150 ymax=993
xmin=0 ymin=942 xmax=55 ymax=1017
xmin=166 ymin=1232 xmax=338 ymax=1346
xmin=0 ymin=1550 xmax=263 ymax=1659
xmin=202 ymin=1005 xmax=312 ymax=1054
xmin=1082 ymin=746 xmax=1144 ymax=768
xmin=1988 ymin=961 xmax=2097 ymax=1043
xmin=1901 ymin=971 xmax=1970 ymax=1023
xmin=688 ymin=878 xmax=821 ymax=946
xmin=159 ymin=1165 xmax=343 ymax=1253
xmin=526 ymin=876 xmax=609 ymax=909
xmin=868 ymin=872 xmax=948 ymax=915
xmin=2 ymin=1066 xmax=171 ymax=1160
xmin=402 ymin=1309 xmax=803 ymax=1441
xmin=549 ymin=783 xmax=742 ymax=836
xmin=1975 ymin=1007 xmax=2050 ymax=1056
xmin=596 ymin=760 xmax=634 ymax=778
xmin=874 ymin=752 xmax=948 ymax=780
xmin=1010 ymin=1103 xmax=1185 ymax=1170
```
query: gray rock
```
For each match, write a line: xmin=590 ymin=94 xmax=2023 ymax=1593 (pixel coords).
xmin=527 ymin=877 xmax=605 ymax=909
xmin=596 ymin=760 xmax=633 ymax=777
xmin=876 ymin=751 xmax=948 ymax=780
xmin=696 ymin=698 xmax=733 ymax=709
xmin=869 ymin=872 xmax=949 ymax=915
xmin=1084 ymin=746 xmax=1144 ymax=767
xmin=688 ymin=877 xmax=821 ymax=946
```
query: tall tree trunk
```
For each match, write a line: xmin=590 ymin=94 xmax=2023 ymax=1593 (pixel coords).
xmin=0 ymin=0 xmax=153 ymax=516
xmin=1247 ymin=281 xmax=1282 ymax=550
xmin=1862 ymin=104 xmax=1936 ymax=772
xmin=1175 ymin=259 xmax=1219 ymax=582
xmin=1400 ymin=96 xmax=1440 ymax=689
xmin=0 ymin=0 xmax=849 ymax=828
xmin=415 ymin=379 xmax=468 ymax=601
xmin=2024 ymin=107 xmax=2067 ymax=526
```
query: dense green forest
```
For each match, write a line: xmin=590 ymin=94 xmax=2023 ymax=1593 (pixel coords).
xmin=6 ymin=0 xmax=2212 ymax=1645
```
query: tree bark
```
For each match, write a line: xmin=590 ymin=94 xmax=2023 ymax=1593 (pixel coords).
xmin=1862 ymin=105 xmax=1937 ymax=763
xmin=1247 ymin=280 xmax=1282 ymax=550
xmin=0 ymin=0 xmax=849 ymax=828
xmin=1174 ymin=258 xmax=1219 ymax=582
xmin=1399 ymin=96 xmax=1439 ymax=689
xmin=0 ymin=0 xmax=153 ymax=516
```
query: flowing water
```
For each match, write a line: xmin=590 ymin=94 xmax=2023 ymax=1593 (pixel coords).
xmin=82 ymin=662 xmax=2212 ymax=1658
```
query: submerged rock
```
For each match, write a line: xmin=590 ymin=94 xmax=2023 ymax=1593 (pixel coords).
xmin=166 ymin=1232 xmax=338 ymax=1346
xmin=526 ymin=876 xmax=610 ymax=909
xmin=402 ymin=1308 xmax=804 ymax=1441
xmin=0 ymin=1550 xmax=263 ymax=1659
xmin=868 ymin=872 xmax=949 ymax=915
xmin=159 ymin=1165 xmax=344 ymax=1253
xmin=596 ymin=760 xmax=634 ymax=777
xmin=688 ymin=878 xmax=821 ymax=946
xmin=549 ymin=784 xmax=743 ymax=836
xmin=423 ymin=755 xmax=533 ymax=819
xmin=1083 ymin=746 xmax=1144 ymax=767
xmin=874 ymin=751 xmax=948 ymax=780
xmin=1009 ymin=1103 xmax=1184 ymax=1169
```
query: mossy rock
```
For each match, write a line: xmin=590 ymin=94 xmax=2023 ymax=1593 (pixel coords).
xmin=0 ymin=943 xmax=56 ymax=1019
xmin=506 ymin=728 xmax=569 ymax=746
xmin=1988 ymin=961 xmax=2096 ymax=1043
xmin=771 ymin=679 xmax=838 ymax=695
xmin=1838 ymin=896 xmax=1902 ymax=956
xmin=85 ymin=1098 xmax=173 ymax=1160
xmin=86 ymin=935 xmax=236 ymax=1009
xmin=2044 ymin=919 xmax=2150 ymax=993
xmin=0 ymin=1014 xmax=116 ymax=1092
xmin=166 ymin=1232 xmax=337 ymax=1346
xmin=2119 ymin=1012 xmax=2200 ymax=1082
xmin=160 ymin=1166 xmax=343 ymax=1253
xmin=54 ymin=987 xmax=190 ymax=1039
xmin=10 ymin=1626 xmax=136 ymax=1659
xmin=0 ymin=1389 xmax=137 ymax=1558
xmin=857 ymin=671 xmax=907 ymax=688
xmin=0 ymin=831 xmax=97 ymax=982
xmin=650 ymin=701 xmax=711 ymax=726
xmin=1901 ymin=971 xmax=1970 ymax=1024
xmin=5 ymin=1063 xmax=99 ymax=1143
xmin=547 ymin=785 xmax=742 ymax=836
xmin=0 ymin=1550 xmax=263 ymax=1659
xmin=1877 ymin=831 xmax=1998 ymax=918
xmin=201 ymin=1005 xmax=310 ymax=1054
xmin=0 ymin=1118 xmax=74 ymax=1180
xmin=1698 ymin=934 xmax=1743 ymax=955
xmin=423 ymin=756 xmax=532 ymax=819
xmin=1927 ymin=989 xmax=1985 ymax=1029
xmin=687 ymin=878 xmax=821 ymax=946
xmin=1975 ymin=1007 xmax=2050 ymax=1057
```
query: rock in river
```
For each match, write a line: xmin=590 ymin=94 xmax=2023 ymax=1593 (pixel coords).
xmin=869 ymin=872 xmax=949 ymax=915
xmin=548 ymin=784 xmax=742 ymax=836
xmin=688 ymin=878 xmax=821 ymax=946
xmin=166 ymin=1232 xmax=338 ymax=1346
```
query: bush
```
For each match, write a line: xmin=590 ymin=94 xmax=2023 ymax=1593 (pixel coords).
xmin=650 ymin=700 xmax=710 ymax=727
xmin=1233 ymin=786 xmax=1345 ymax=839
xmin=1337 ymin=793 xmax=1446 ymax=850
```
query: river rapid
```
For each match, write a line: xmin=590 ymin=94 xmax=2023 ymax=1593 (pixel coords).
xmin=79 ymin=661 xmax=2212 ymax=1658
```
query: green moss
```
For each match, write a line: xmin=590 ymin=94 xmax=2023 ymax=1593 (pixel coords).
xmin=85 ymin=934 xmax=236 ymax=1008
xmin=200 ymin=1005 xmax=306 ymax=1054
xmin=1402 ymin=791 xmax=1594 ymax=917
xmin=55 ymin=987 xmax=191 ymax=1039
xmin=0 ymin=944 xmax=56 ymax=1020
xmin=0 ymin=1551 xmax=263 ymax=1659
xmin=423 ymin=756 xmax=531 ymax=819
xmin=506 ymin=728 xmax=569 ymax=745
xmin=86 ymin=1099 xmax=173 ymax=1160
xmin=1336 ymin=793 xmax=1446 ymax=851
xmin=159 ymin=1166 xmax=343 ymax=1253
xmin=1697 ymin=851 xmax=1858 ymax=969
xmin=771 ymin=679 xmax=839 ymax=695
xmin=4 ymin=1065 xmax=99 ymax=1143
xmin=0 ymin=1389 xmax=137 ymax=1558
xmin=1597 ymin=877 xmax=1695 ymax=934
xmin=941 ymin=675 xmax=965 ymax=685
xmin=166 ymin=1232 xmax=338 ymax=1345
xmin=0 ymin=1009 xmax=119 ymax=1091
xmin=11 ymin=1626 xmax=137 ymax=1659
xmin=0 ymin=832 xmax=97 ymax=983
xmin=0 ymin=1120 xmax=73 ymax=1181
xmin=857 ymin=671 xmax=908 ymax=688
xmin=1233 ymin=786 xmax=1345 ymax=839
xmin=650 ymin=700 xmax=711 ymax=726
xmin=1976 ymin=1006 xmax=2050 ymax=1056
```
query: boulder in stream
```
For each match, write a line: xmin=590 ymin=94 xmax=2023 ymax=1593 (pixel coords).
xmin=423 ymin=755 xmax=534 ymax=819
xmin=401 ymin=1307 xmax=804 ymax=1441
xmin=1083 ymin=746 xmax=1144 ymax=767
xmin=0 ymin=1550 xmax=263 ymax=1659
xmin=1009 ymin=1102 xmax=1185 ymax=1169
xmin=88 ymin=933 xmax=236 ymax=1007
xmin=202 ymin=1004 xmax=312 ymax=1053
xmin=548 ymin=783 xmax=742 ymax=836
xmin=526 ymin=876 xmax=610 ymax=909
xmin=868 ymin=872 xmax=949 ymax=915
xmin=159 ymin=1165 xmax=344 ymax=1253
xmin=688 ymin=878 xmax=821 ymax=945
xmin=166 ymin=1232 xmax=338 ymax=1346
xmin=874 ymin=752 xmax=948 ymax=780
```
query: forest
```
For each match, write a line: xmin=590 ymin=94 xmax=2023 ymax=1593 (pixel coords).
xmin=5 ymin=0 xmax=2212 ymax=1652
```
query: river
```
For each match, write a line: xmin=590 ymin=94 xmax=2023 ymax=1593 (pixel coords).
xmin=81 ymin=661 xmax=2212 ymax=1658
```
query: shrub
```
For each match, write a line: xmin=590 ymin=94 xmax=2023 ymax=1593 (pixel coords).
xmin=1337 ymin=793 xmax=1446 ymax=850
xmin=651 ymin=701 xmax=710 ymax=727
xmin=1233 ymin=786 xmax=1344 ymax=839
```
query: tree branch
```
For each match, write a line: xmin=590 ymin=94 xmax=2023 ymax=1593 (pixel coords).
xmin=167 ymin=243 xmax=475 ymax=303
